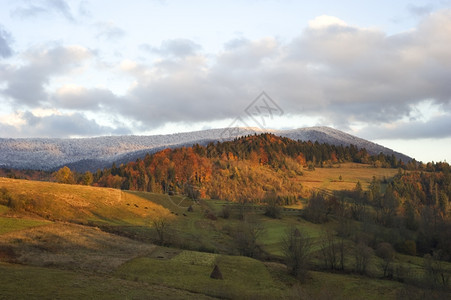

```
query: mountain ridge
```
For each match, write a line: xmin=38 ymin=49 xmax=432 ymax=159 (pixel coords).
xmin=0 ymin=126 xmax=411 ymax=172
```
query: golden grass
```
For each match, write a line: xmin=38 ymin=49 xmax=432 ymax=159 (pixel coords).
xmin=0 ymin=178 xmax=172 ymax=225
xmin=298 ymin=163 xmax=399 ymax=193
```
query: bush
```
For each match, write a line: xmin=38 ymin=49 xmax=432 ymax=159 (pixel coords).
xmin=397 ymin=240 xmax=417 ymax=256
xmin=221 ymin=205 xmax=230 ymax=219
xmin=264 ymin=202 xmax=281 ymax=219
xmin=0 ymin=187 xmax=11 ymax=206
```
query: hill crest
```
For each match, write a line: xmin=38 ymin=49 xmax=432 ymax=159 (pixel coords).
xmin=0 ymin=126 xmax=411 ymax=171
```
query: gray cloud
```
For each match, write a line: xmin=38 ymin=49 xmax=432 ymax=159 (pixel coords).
xmin=12 ymin=0 xmax=74 ymax=21
xmin=0 ymin=111 xmax=131 ymax=138
xmin=51 ymin=86 xmax=119 ymax=110
xmin=357 ymin=114 xmax=451 ymax=140
xmin=142 ymin=39 xmax=201 ymax=57
xmin=0 ymin=45 xmax=91 ymax=106
xmin=0 ymin=26 xmax=13 ymax=58
xmin=112 ymin=10 xmax=451 ymax=138
xmin=407 ymin=3 xmax=434 ymax=16
xmin=95 ymin=22 xmax=126 ymax=41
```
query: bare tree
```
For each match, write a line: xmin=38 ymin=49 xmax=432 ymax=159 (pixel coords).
xmin=233 ymin=215 xmax=264 ymax=258
xmin=375 ymin=242 xmax=395 ymax=278
xmin=319 ymin=230 xmax=346 ymax=271
xmin=354 ymin=241 xmax=373 ymax=275
xmin=282 ymin=226 xmax=312 ymax=281
xmin=152 ymin=216 xmax=169 ymax=245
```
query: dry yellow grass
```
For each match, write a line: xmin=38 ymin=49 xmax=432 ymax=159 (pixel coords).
xmin=0 ymin=222 xmax=156 ymax=273
xmin=297 ymin=163 xmax=399 ymax=193
xmin=0 ymin=177 xmax=172 ymax=225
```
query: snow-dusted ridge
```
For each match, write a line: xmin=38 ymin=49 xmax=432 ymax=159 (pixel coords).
xmin=0 ymin=126 xmax=411 ymax=172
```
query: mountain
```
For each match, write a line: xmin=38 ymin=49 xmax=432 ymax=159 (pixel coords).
xmin=0 ymin=126 xmax=411 ymax=172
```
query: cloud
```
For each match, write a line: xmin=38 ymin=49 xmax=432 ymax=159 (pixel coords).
xmin=3 ymin=9 xmax=451 ymax=139
xmin=12 ymin=0 xmax=74 ymax=21
xmin=52 ymin=85 xmax=119 ymax=110
xmin=308 ymin=15 xmax=347 ymax=29
xmin=0 ymin=111 xmax=130 ymax=138
xmin=95 ymin=22 xmax=126 ymax=41
xmin=357 ymin=113 xmax=451 ymax=140
xmin=96 ymin=10 xmax=450 ymax=139
xmin=0 ymin=45 xmax=91 ymax=106
xmin=142 ymin=38 xmax=201 ymax=57
xmin=0 ymin=26 xmax=13 ymax=58
xmin=407 ymin=3 xmax=434 ymax=16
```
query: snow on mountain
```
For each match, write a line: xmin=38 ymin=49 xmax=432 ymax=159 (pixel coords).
xmin=0 ymin=127 xmax=411 ymax=172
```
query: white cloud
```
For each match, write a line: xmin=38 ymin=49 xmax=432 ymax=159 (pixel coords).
xmin=308 ymin=15 xmax=347 ymax=29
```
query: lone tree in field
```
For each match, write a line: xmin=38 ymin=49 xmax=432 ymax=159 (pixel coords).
xmin=152 ymin=216 xmax=169 ymax=245
xmin=282 ymin=226 xmax=312 ymax=281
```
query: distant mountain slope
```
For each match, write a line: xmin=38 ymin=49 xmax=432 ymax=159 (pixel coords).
xmin=0 ymin=127 xmax=411 ymax=172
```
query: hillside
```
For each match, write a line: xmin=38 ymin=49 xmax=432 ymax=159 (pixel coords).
xmin=0 ymin=126 xmax=411 ymax=172
xmin=0 ymin=177 xmax=170 ymax=225
xmin=90 ymin=133 xmax=404 ymax=203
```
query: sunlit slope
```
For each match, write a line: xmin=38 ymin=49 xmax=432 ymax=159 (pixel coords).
xmin=298 ymin=162 xmax=399 ymax=193
xmin=0 ymin=178 xmax=170 ymax=225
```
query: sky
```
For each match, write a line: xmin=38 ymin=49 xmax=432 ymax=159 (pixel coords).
xmin=0 ymin=0 xmax=451 ymax=163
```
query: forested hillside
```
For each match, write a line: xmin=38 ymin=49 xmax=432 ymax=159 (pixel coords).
xmin=87 ymin=134 xmax=406 ymax=203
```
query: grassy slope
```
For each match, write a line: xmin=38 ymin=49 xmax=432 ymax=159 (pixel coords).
xmin=0 ymin=177 xmax=171 ymax=226
xmin=0 ymin=262 xmax=215 ymax=300
xmin=299 ymin=162 xmax=399 ymax=192
xmin=116 ymin=250 xmax=288 ymax=299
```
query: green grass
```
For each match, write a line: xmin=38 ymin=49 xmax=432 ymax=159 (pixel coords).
xmin=0 ymin=217 xmax=50 ymax=235
xmin=0 ymin=262 xmax=213 ymax=300
xmin=0 ymin=204 xmax=9 ymax=214
xmin=115 ymin=250 xmax=290 ymax=299
xmin=302 ymin=271 xmax=405 ymax=299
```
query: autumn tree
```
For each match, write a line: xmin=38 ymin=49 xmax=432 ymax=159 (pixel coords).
xmin=82 ymin=171 xmax=93 ymax=186
xmin=53 ymin=166 xmax=75 ymax=184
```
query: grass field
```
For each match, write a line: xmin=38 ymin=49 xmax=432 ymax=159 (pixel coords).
xmin=0 ymin=216 xmax=50 ymax=235
xmin=0 ymin=178 xmax=171 ymax=226
xmin=298 ymin=162 xmax=399 ymax=192
xmin=0 ymin=262 xmax=214 ymax=300
xmin=116 ymin=249 xmax=291 ymax=299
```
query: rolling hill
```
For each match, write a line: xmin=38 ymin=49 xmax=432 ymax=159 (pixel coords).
xmin=0 ymin=126 xmax=411 ymax=172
